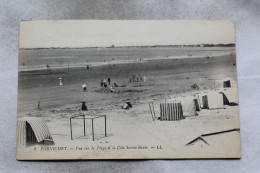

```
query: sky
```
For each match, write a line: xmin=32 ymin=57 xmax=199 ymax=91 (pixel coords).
xmin=19 ymin=20 xmax=235 ymax=48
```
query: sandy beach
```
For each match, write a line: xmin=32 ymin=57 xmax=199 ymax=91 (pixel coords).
xmin=17 ymin=46 xmax=240 ymax=159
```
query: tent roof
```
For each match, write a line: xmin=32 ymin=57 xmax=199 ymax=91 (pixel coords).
xmin=206 ymin=91 xmax=224 ymax=109
xmin=168 ymin=96 xmax=197 ymax=116
xmin=186 ymin=129 xmax=240 ymax=146
xmin=17 ymin=117 xmax=52 ymax=145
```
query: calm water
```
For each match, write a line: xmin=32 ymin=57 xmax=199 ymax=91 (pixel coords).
xmin=19 ymin=47 xmax=235 ymax=70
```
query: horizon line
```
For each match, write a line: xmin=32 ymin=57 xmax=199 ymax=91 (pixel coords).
xmin=19 ymin=43 xmax=235 ymax=50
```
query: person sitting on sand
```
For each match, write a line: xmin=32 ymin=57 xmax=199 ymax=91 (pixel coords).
xmin=121 ymin=101 xmax=132 ymax=110
xmin=110 ymin=86 xmax=114 ymax=92
xmin=81 ymin=101 xmax=88 ymax=111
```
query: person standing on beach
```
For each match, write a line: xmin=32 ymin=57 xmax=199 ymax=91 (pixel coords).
xmin=103 ymin=79 xmax=107 ymax=88
xmin=108 ymin=78 xmax=111 ymax=85
xmin=100 ymin=79 xmax=104 ymax=87
xmin=143 ymin=76 xmax=147 ymax=82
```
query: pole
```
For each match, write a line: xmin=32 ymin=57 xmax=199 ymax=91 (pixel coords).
xmin=104 ymin=115 xmax=107 ymax=137
xmin=83 ymin=115 xmax=86 ymax=136
xmin=70 ymin=118 xmax=73 ymax=140
xmin=152 ymin=103 xmax=156 ymax=119
xmin=92 ymin=119 xmax=94 ymax=141
xmin=148 ymin=103 xmax=154 ymax=121
xmin=37 ymin=100 xmax=40 ymax=110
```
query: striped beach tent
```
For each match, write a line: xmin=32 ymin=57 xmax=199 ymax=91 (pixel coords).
xmin=160 ymin=102 xmax=184 ymax=121
xmin=17 ymin=117 xmax=54 ymax=146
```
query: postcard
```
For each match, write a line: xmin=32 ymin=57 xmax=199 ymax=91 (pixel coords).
xmin=17 ymin=20 xmax=240 ymax=160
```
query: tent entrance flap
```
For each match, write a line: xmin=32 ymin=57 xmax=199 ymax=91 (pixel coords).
xmin=26 ymin=122 xmax=37 ymax=144
xmin=223 ymin=80 xmax=231 ymax=88
xmin=194 ymin=99 xmax=200 ymax=111
xmin=202 ymin=95 xmax=209 ymax=109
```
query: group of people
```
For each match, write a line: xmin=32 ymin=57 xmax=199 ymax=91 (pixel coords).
xmin=129 ymin=74 xmax=146 ymax=83
xmin=100 ymin=78 xmax=111 ymax=88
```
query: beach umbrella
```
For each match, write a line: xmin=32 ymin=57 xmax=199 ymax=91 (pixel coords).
xmin=82 ymin=84 xmax=87 ymax=88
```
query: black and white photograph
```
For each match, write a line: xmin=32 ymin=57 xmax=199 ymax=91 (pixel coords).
xmin=16 ymin=20 xmax=240 ymax=160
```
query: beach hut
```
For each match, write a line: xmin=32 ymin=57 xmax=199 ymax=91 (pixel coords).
xmin=223 ymin=80 xmax=231 ymax=88
xmin=186 ymin=129 xmax=240 ymax=147
xmin=17 ymin=117 xmax=54 ymax=146
xmin=169 ymin=97 xmax=198 ymax=117
xmin=160 ymin=102 xmax=184 ymax=121
xmin=202 ymin=91 xmax=224 ymax=109
xmin=222 ymin=78 xmax=236 ymax=88
xmin=179 ymin=97 xmax=198 ymax=116
xmin=219 ymin=88 xmax=239 ymax=106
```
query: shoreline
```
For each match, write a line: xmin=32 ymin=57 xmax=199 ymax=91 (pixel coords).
xmin=18 ymin=53 xmax=232 ymax=72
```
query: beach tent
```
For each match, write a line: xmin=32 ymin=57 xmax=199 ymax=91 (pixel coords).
xmin=219 ymin=88 xmax=239 ymax=105
xmin=169 ymin=96 xmax=199 ymax=116
xmin=176 ymin=97 xmax=198 ymax=117
xmin=17 ymin=117 xmax=54 ymax=146
xmin=186 ymin=129 xmax=240 ymax=147
xmin=223 ymin=80 xmax=231 ymax=88
xmin=222 ymin=77 xmax=237 ymax=88
xmin=202 ymin=91 xmax=224 ymax=109
xmin=160 ymin=102 xmax=184 ymax=121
